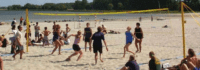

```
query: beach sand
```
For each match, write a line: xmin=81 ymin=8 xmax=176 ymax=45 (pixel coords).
xmin=0 ymin=16 xmax=200 ymax=70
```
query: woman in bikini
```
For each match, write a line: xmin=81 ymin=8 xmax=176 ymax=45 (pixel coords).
xmin=51 ymin=24 xmax=64 ymax=55
xmin=134 ymin=23 xmax=143 ymax=53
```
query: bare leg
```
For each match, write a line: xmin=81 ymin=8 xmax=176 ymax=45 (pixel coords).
xmin=13 ymin=51 xmax=20 ymax=60
xmin=0 ymin=57 xmax=3 ymax=70
xmin=20 ymin=51 xmax=23 ymax=59
xmin=180 ymin=64 xmax=189 ymax=70
xmin=139 ymin=39 xmax=142 ymax=53
xmin=58 ymin=46 xmax=61 ymax=55
xmin=12 ymin=45 xmax=16 ymax=54
xmin=66 ymin=51 xmax=79 ymax=61
xmin=126 ymin=45 xmax=135 ymax=55
xmin=95 ymin=53 xmax=98 ymax=64
xmin=187 ymin=62 xmax=196 ymax=70
xmin=77 ymin=50 xmax=83 ymax=61
xmin=59 ymin=40 xmax=64 ymax=46
xmin=51 ymin=41 xmax=58 ymax=54
xmin=123 ymin=43 xmax=131 ymax=58
xmin=85 ymin=42 xmax=87 ymax=52
xmin=120 ymin=67 xmax=128 ymax=70
xmin=135 ymin=40 xmax=139 ymax=52
xmin=43 ymin=41 xmax=45 ymax=46
xmin=100 ymin=53 xmax=103 ymax=62
xmin=123 ymin=45 xmax=127 ymax=58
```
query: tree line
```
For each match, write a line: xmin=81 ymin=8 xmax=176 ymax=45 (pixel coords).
xmin=7 ymin=0 xmax=200 ymax=11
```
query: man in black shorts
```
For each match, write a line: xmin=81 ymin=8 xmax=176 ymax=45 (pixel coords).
xmin=83 ymin=23 xmax=92 ymax=52
xmin=90 ymin=26 xmax=108 ymax=64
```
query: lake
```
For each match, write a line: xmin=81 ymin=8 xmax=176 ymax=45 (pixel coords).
xmin=0 ymin=11 xmax=167 ymax=23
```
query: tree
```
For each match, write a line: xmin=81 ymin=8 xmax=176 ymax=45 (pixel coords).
xmin=118 ymin=2 xmax=123 ymax=10
xmin=24 ymin=3 xmax=32 ymax=9
xmin=74 ymin=0 xmax=83 ymax=10
xmin=82 ymin=0 xmax=88 ymax=9
xmin=108 ymin=3 xmax=114 ymax=10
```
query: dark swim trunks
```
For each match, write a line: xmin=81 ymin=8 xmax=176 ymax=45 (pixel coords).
xmin=73 ymin=44 xmax=81 ymax=51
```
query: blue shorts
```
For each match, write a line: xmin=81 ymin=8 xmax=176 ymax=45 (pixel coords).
xmin=193 ymin=68 xmax=200 ymax=70
xmin=126 ymin=41 xmax=132 ymax=44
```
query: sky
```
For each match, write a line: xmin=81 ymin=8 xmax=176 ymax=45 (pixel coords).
xmin=0 ymin=0 xmax=93 ymax=7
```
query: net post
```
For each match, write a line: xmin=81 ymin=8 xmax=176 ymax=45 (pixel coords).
xmin=26 ymin=9 xmax=29 ymax=52
xmin=181 ymin=2 xmax=186 ymax=58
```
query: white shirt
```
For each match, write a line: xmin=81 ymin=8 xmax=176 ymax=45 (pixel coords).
xmin=13 ymin=20 xmax=17 ymax=23
xmin=12 ymin=30 xmax=17 ymax=37
xmin=15 ymin=30 xmax=23 ymax=45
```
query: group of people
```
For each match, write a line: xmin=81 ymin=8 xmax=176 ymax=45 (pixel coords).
xmin=1 ymin=17 xmax=200 ymax=70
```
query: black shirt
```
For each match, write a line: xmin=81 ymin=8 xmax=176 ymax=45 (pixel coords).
xmin=84 ymin=27 xmax=92 ymax=38
xmin=149 ymin=58 xmax=161 ymax=70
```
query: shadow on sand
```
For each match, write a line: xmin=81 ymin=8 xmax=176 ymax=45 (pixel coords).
xmin=27 ymin=54 xmax=53 ymax=57
xmin=3 ymin=59 xmax=13 ymax=61
xmin=50 ymin=60 xmax=66 ymax=63
xmin=62 ymin=64 xmax=88 ymax=67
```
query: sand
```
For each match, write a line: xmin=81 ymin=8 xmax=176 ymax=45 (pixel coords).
xmin=0 ymin=16 xmax=200 ymax=70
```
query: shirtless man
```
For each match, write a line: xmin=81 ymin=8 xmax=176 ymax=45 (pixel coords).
xmin=34 ymin=22 xmax=40 ymax=41
xmin=63 ymin=24 xmax=71 ymax=41
xmin=42 ymin=27 xmax=51 ymax=46
xmin=52 ymin=22 xmax=56 ymax=31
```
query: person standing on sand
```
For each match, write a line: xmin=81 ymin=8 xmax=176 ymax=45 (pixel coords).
xmin=13 ymin=25 xmax=24 ymax=60
xmin=134 ymin=23 xmax=143 ymax=53
xmin=65 ymin=31 xmax=83 ymax=61
xmin=42 ymin=27 xmax=51 ymax=46
xmin=52 ymin=22 xmax=56 ymax=31
xmin=102 ymin=25 xmax=107 ymax=34
xmin=90 ymin=26 xmax=108 ymax=64
xmin=63 ymin=24 xmax=71 ymax=41
xmin=34 ymin=22 xmax=40 ymax=42
xmin=51 ymin=24 xmax=64 ymax=55
xmin=120 ymin=55 xmax=139 ymax=70
xmin=20 ymin=16 xmax=24 ymax=25
xmin=83 ymin=23 xmax=92 ymax=52
xmin=9 ymin=25 xmax=17 ymax=54
xmin=11 ymin=18 xmax=16 ymax=26
xmin=148 ymin=51 xmax=161 ymax=70
xmin=123 ymin=26 xmax=139 ymax=58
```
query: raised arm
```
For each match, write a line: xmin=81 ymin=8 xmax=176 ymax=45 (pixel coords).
xmin=66 ymin=34 xmax=76 ymax=39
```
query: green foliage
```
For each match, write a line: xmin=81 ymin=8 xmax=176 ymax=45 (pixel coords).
xmin=117 ymin=2 xmax=123 ymax=10
xmin=108 ymin=3 xmax=114 ymax=10
xmin=6 ymin=0 xmax=200 ymax=11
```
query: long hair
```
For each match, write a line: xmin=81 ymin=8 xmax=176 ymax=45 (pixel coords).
xmin=188 ymin=48 xmax=196 ymax=57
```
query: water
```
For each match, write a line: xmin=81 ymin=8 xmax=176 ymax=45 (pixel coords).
xmin=0 ymin=10 xmax=167 ymax=23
